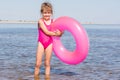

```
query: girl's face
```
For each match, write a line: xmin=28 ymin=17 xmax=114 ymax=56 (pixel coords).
xmin=42 ymin=10 xmax=52 ymax=21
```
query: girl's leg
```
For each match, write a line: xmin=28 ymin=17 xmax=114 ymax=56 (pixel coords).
xmin=44 ymin=44 xmax=53 ymax=75
xmin=34 ymin=42 xmax=44 ymax=76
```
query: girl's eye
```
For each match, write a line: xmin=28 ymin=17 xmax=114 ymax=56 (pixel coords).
xmin=43 ymin=12 xmax=47 ymax=14
xmin=48 ymin=12 xmax=51 ymax=14
xmin=43 ymin=12 xmax=51 ymax=14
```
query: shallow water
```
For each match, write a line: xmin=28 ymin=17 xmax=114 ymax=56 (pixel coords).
xmin=0 ymin=24 xmax=120 ymax=80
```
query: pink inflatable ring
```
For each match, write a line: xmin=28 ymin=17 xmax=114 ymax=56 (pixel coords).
xmin=51 ymin=16 xmax=89 ymax=65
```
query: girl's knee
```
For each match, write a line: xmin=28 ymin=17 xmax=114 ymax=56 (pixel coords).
xmin=35 ymin=63 xmax=41 ymax=68
xmin=44 ymin=61 xmax=50 ymax=67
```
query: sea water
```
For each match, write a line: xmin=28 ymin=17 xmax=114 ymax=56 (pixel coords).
xmin=0 ymin=23 xmax=120 ymax=80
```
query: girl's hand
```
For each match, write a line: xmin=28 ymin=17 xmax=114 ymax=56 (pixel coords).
xmin=55 ymin=30 xmax=64 ymax=37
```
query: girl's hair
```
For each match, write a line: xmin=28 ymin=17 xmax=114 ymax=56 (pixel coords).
xmin=40 ymin=2 xmax=53 ymax=14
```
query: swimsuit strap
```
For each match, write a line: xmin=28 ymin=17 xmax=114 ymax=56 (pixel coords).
xmin=42 ymin=18 xmax=53 ymax=26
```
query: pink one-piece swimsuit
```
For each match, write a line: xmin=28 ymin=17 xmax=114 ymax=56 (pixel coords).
xmin=38 ymin=19 xmax=53 ymax=49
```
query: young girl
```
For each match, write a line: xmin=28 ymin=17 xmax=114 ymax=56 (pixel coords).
xmin=34 ymin=2 xmax=62 ymax=76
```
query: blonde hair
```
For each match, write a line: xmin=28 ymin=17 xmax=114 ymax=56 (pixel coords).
xmin=40 ymin=2 xmax=53 ymax=14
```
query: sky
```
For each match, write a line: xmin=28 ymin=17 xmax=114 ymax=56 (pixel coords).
xmin=0 ymin=0 xmax=120 ymax=24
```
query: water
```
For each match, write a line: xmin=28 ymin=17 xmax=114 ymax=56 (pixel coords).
xmin=0 ymin=23 xmax=120 ymax=80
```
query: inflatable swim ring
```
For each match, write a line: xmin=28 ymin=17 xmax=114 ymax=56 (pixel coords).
xmin=51 ymin=16 xmax=89 ymax=65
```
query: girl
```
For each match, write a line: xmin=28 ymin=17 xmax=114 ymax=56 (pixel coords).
xmin=34 ymin=2 xmax=62 ymax=76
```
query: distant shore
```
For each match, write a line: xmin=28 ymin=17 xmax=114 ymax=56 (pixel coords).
xmin=0 ymin=20 xmax=119 ymax=25
xmin=0 ymin=20 xmax=37 ymax=24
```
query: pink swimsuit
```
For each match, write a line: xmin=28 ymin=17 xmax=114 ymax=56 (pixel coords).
xmin=38 ymin=19 xmax=53 ymax=49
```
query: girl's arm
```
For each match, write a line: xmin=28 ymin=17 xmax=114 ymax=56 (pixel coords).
xmin=52 ymin=19 xmax=64 ymax=37
xmin=38 ymin=19 xmax=57 ymax=36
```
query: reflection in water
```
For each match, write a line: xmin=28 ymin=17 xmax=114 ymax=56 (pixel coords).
xmin=34 ymin=75 xmax=50 ymax=80
xmin=45 ymin=75 xmax=51 ymax=80
xmin=34 ymin=75 xmax=40 ymax=80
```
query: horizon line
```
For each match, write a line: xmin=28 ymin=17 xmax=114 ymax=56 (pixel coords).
xmin=0 ymin=20 xmax=120 ymax=25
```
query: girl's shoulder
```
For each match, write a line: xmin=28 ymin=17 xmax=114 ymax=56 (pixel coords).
xmin=38 ymin=18 xmax=44 ymax=24
xmin=52 ymin=19 xmax=55 ymax=22
xmin=53 ymin=18 xmax=56 ymax=21
xmin=38 ymin=18 xmax=44 ymax=28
